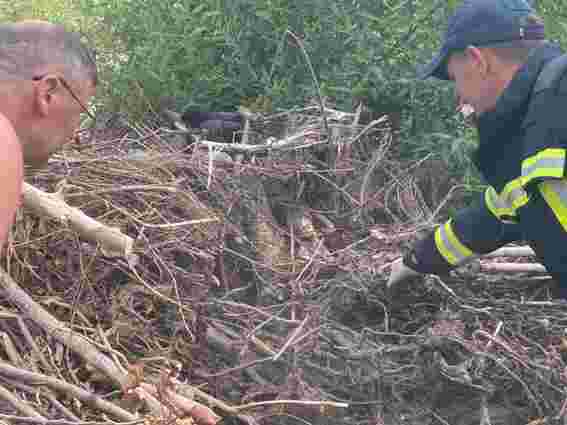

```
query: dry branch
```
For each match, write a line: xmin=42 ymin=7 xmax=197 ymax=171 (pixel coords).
xmin=0 ymin=267 xmax=127 ymax=387
xmin=485 ymin=246 xmax=535 ymax=258
xmin=480 ymin=262 xmax=547 ymax=274
xmin=194 ymin=130 xmax=326 ymax=153
xmin=0 ymin=416 xmax=142 ymax=425
xmin=21 ymin=182 xmax=134 ymax=260
xmin=0 ymin=382 xmax=43 ymax=418
xmin=0 ymin=268 xmax=214 ymax=423
xmin=0 ymin=361 xmax=135 ymax=421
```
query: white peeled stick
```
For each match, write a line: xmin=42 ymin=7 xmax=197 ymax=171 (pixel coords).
xmin=386 ymin=258 xmax=421 ymax=288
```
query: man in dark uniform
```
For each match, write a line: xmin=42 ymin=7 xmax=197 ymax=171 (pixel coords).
xmin=0 ymin=21 xmax=97 ymax=249
xmin=387 ymin=0 xmax=567 ymax=297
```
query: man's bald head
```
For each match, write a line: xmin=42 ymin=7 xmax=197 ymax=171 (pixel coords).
xmin=0 ymin=20 xmax=97 ymax=83
xmin=0 ymin=21 xmax=98 ymax=169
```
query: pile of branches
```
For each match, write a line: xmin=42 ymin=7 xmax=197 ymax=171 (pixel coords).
xmin=0 ymin=104 xmax=561 ymax=425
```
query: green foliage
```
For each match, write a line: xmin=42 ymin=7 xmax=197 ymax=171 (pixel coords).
xmin=78 ymin=0 xmax=453 ymax=112
xmin=77 ymin=1 xmax=227 ymax=114
xmin=0 ymin=0 xmax=101 ymax=32
xmin=74 ymin=0 xmax=567 ymax=187
xmin=6 ymin=0 xmax=567 ymax=190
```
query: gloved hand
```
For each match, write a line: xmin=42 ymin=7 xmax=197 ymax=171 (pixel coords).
xmin=386 ymin=257 xmax=421 ymax=289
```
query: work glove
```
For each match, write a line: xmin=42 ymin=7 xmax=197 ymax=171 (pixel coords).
xmin=386 ymin=257 xmax=421 ymax=289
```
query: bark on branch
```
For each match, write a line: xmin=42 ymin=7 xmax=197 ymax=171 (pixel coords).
xmin=0 ymin=267 xmax=127 ymax=388
xmin=0 ymin=267 xmax=222 ymax=424
xmin=0 ymin=361 xmax=136 ymax=422
xmin=21 ymin=182 xmax=134 ymax=260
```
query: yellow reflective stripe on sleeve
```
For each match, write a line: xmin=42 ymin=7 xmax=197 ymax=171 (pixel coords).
xmin=435 ymin=225 xmax=456 ymax=265
xmin=539 ymin=179 xmax=567 ymax=231
xmin=501 ymin=178 xmax=530 ymax=210
xmin=485 ymin=187 xmax=514 ymax=218
xmin=522 ymin=148 xmax=566 ymax=182
xmin=484 ymin=181 xmax=529 ymax=221
xmin=483 ymin=149 xmax=567 ymax=223
xmin=434 ymin=219 xmax=474 ymax=266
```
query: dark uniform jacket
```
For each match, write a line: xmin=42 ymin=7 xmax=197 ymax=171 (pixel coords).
xmin=406 ymin=42 xmax=567 ymax=297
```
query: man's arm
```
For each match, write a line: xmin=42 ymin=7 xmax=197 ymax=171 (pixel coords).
xmin=0 ymin=114 xmax=23 ymax=249
xmin=388 ymin=187 xmax=523 ymax=286
xmin=409 ymin=187 xmax=523 ymax=273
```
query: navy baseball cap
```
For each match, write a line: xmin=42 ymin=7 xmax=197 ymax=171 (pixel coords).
xmin=420 ymin=0 xmax=545 ymax=80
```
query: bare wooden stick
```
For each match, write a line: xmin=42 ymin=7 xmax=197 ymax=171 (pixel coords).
xmin=484 ymin=246 xmax=535 ymax=258
xmin=485 ymin=321 xmax=503 ymax=351
xmin=0 ymin=382 xmax=43 ymax=418
xmin=21 ymin=182 xmax=134 ymax=259
xmin=0 ymin=361 xmax=135 ymax=421
xmin=0 ymin=362 xmax=79 ymax=421
xmin=0 ymin=331 xmax=24 ymax=367
xmin=17 ymin=317 xmax=54 ymax=373
xmin=480 ymin=262 xmax=547 ymax=274
xmin=45 ymin=394 xmax=80 ymax=422
xmin=0 ymin=267 xmax=126 ymax=388
xmin=6 ymin=303 xmax=163 ymax=419
xmin=0 ymin=415 xmax=142 ymax=425
xmin=234 ymin=399 xmax=349 ymax=412
xmin=194 ymin=130 xmax=325 ymax=153
xmin=273 ymin=315 xmax=310 ymax=361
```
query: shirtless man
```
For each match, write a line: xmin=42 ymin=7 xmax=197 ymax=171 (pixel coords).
xmin=0 ymin=20 xmax=97 ymax=247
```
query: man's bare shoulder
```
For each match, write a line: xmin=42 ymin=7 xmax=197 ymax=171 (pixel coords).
xmin=0 ymin=111 xmax=23 ymax=195
xmin=0 ymin=112 xmax=23 ymax=249
xmin=0 ymin=113 xmax=21 ymax=147
xmin=0 ymin=112 xmax=24 ymax=186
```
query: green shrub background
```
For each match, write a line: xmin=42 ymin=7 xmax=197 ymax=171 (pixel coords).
xmin=3 ymin=0 xmax=567 ymax=187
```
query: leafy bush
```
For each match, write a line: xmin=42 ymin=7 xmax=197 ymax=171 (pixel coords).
xmin=78 ymin=1 xmax=450 ymax=109
xmin=77 ymin=0 xmax=466 ymax=180
xmin=7 ymin=0 xmax=567 ymax=189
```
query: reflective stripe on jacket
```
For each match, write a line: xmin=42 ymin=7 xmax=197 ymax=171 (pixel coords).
xmin=405 ymin=43 xmax=567 ymax=290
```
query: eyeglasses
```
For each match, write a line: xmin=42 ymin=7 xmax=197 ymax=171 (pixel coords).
xmin=31 ymin=74 xmax=96 ymax=122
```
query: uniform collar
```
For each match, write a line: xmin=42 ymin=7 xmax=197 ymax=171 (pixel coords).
xmin=477 ymin=42 xmax=563 ymax=131
xmin=472 ymin=42 xmax=563 ymax=187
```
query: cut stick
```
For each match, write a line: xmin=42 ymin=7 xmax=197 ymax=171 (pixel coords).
xmin=0 ymin=382 xmax=43 ymax=418
xmin=0 ymin=267 xmax=127 ymax=388
xmin=480 ymin=262 xmax=547 ymax=274
xmin=484 ymin=246 xmax=535 ymax=258
xmin=0 ymin=361 xmax=135 ymax=421
xmin=21 ymin=182 xmax=134 ymax=260
xmin=0 ymin=268 xmax=206 ymax=421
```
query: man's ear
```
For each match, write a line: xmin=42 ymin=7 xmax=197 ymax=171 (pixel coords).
xmin=465 ymin=46 xmax=489 ymax=78
xmin=34 ymin=74 xmax=61 ymax=116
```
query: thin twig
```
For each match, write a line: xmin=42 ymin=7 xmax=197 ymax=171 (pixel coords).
xmin=0 ymin=362 xmax=136 ymax=421
xmin=0 ymin=416 xmax=143 ymax=425
xmin=0 ymin=383 xmax=43 ymax=418
xmin=235 ymin=399 xmax=348 ymax=412
xmin=273 ymin=315 xmax=310 ymax=361
xmin=285 ymin=30 xmax=329 ymax=138
xmin=0 ymin=267 xmax=127 ymax=388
